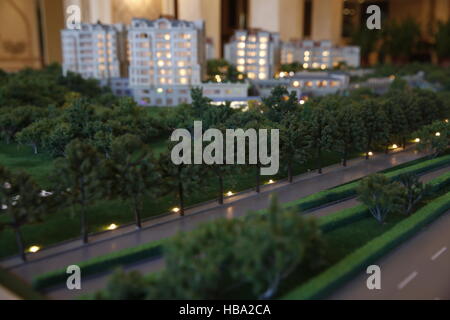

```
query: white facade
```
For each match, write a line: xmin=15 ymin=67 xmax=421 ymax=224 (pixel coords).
xmin=224 ymin=30 xmax=281 ymax=81
xmin=128 ymin=17 xmax=207 ymax=106
xmin=281 ymin=40 xmax=360 ymax=69
xmin=252 ymin=71 xmax=349 ymax=98
xmin=61 ymin=23 xmax=128 ymax=80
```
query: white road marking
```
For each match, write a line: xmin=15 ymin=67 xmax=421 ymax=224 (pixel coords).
xmin=431 ymin=247 xmax=447 ymax=261
xmin=398 ymin=271 xmax=418 ymax=290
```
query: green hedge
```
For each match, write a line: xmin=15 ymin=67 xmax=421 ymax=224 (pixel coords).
xmin=0 ymin=266 xmax=45 ymax=299
xmin=32 ymin=156 xmax=450 ymax=291
xmin=282 ymin=190 xmax=450 ymax=300
xmin=32 ymin=239 xmax=164 ymax=291
xmin=318 ymin=169 xmax=450 ymax=233
xmin=288 ymin=154 xmax=450 ymax=212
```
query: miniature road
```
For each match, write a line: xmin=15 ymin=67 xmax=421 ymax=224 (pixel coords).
xmin=44 ymin=165 xmax=450 ymax=300
xmin=0 ymin=148 xmax=428 ymax=283
xmin=329 ymin=209 xmax=450 ymax=300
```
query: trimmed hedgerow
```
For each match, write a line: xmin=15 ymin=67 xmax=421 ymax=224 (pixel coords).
xmin=0 ymin=266 xmax=45 ymax=300
xmin=32 ymin=239 xmax=164 ymax=291
xmin=282 ymin=191 xmax=450 ymax=300
xmin=288 ymin=154 xmax=450 ymax=212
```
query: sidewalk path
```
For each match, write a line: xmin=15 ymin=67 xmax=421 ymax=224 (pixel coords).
xmin=1 ymin=148 xmax=426 ymax=282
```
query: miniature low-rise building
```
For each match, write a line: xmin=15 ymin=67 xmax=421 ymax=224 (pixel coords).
xmin=134 ymin=82 xmax=249 ymax=106
xmin=252 ymin=71 xmax=349 ymax=98
xmin=281 ymin=40 xmax=360 ymax=69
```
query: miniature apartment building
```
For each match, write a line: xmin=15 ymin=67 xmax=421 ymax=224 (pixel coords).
xmin=281 ymin=40 xmax=360 ymax=69
xmin=61 ymin=23 xmax=128 ymax=80
xmin=224 ymin=29 xmax=281 ymax=80
xmin=128 ymin=17 xmax=206 ymax=106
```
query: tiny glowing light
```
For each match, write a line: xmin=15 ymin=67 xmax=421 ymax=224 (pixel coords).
xmin=28 ymin=246 xmax=40 ymax=253
xmin=107 ymin=223 xmax=118 ymax=231
xmin=368 ymin=152 xmax=374 ymax=156
xmin=303 ymin=63 xmax=309 ymax=69
xmin=172 ymin=207 xmax=180 ymax=213
xmin=435 ymin=132 xmax=441 ymax=137
xmin=226 ymin=191 xmax=234 ymax=196
xmin=268 ymin=179 xmax=275 ymax=184
xmin=414 ymin=138 xmax=421 ymax=143
xmin=445 ymin=119 xmax=449 ymax=123
xmin=299 ymin=100 xmax=305 ymax=105
xmin=293 ymin=81 xmax=300 ymax=87
xmin=157 ymin=88 xmax=164 ymax=93
xmin=392 ymin=144 xmax=398 ymax=149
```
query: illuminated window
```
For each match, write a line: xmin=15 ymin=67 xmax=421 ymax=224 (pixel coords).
xmin=304 ymin=51 xmax=310 ymax=56
xmin=157 ymin=60 xmax=164 ymax=67
xmin=293 ymin=81 xmax=300 ymax=87
xmin=237 ymin=65 xmax=245 ymax=72
xmin=164 ymin=34 xmax=171 ymax=41
xmin=259 ymin=37 xmax=268 ymax=43
xmin=258 ymin=72 xmax=266 ymax=79
xmin=312 ymin=63 xmax=319 ymax=69
xmin=260 ymin=44 xmax=267 ymax=50
xmin=247 ymin=72 xmax=256 ymax=79
xmin=237 ymin=50 xmax=245 ymax=56
xmin=179 ymin=69 xmax=186 ymax=76
xmin=237 ymin=42 xmax=246 ymax=49
xmin=323 ymin=51 xmax=330 ymax=57
xmin=259 ymin=59 xmax=266 ymax=66
xmin=259 ymin=51 xmax=266 ymax=57
xmin=237 ymin=58 xmax=245 ymax=65
xmin=180 ymin=77 xmax=188 ymax=84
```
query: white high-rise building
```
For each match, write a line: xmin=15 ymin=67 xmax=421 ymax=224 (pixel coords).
xmin=61 ymin=23 xmax=128 ymax=80
xmin=128 ymin=17 xmax=206 ymax=106
xmin=281 ymin=40 xmax=360 ymax=69
xmin=224 ymin=30 xmax=281 ymax=80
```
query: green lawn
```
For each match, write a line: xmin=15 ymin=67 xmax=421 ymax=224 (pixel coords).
xmin=0 ymin=140 xmax=357 ymax=259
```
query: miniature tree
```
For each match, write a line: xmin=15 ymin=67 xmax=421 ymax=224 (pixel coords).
xmin=333 ymin=103 xmax=364 ymax=166
xmin=279 ymin=112 xmax=310 ymax=182
xmin=414 ymin=120 xmax=449 ymax=157
xmin=357 ymin=174 xmax=406 ymax=224
xmin=397 ymin=173 xmax=428 ymax=215
xmin=104 ymin=134 xmax=160 ymax=228
xmin=52 ymin=139 xmax=101 ymax=243
xmin=303 ymin=102 xmax=335 ymax=173
xmin=357 ymin=99 xmax=390 ymax=160
xmin=0 ymin=167 xmax=49 ymax=261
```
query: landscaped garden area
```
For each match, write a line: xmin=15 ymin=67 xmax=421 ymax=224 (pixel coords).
xmin=0 ymin=64 xmax=449 ymax=300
